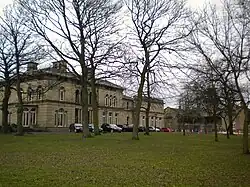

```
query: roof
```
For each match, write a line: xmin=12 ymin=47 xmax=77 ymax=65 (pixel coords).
xmin=21 ymin=66 xmax=124 ymax=90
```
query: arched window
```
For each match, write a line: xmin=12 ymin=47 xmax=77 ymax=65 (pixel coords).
xmin=59 ymin=87 xmax=65 ymax=101
xmin=75 ymin=90 xmax=80 ymax=104
xmin=113 ymin=96 xmax=117 ymax=107
xmin=109 ymin=95 xmax=112 ymax=106
xmin=37 ymin=86 xmax=42 ymax=100
xmin=105 ymin=94 xmax=109 ymax=106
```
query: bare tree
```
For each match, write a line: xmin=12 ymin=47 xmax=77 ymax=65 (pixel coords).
xmin=0 ymin=4 xmax=44 ymax=135
xmin=187 ymin=0 xmax=250 ymax=153
xmin=0 ymin=27 xmax=15 ymax=133
xmin=19 ymin=0 xmax=122 ymax=138
xmin=125 ymin=0 xmax=190 ymax=140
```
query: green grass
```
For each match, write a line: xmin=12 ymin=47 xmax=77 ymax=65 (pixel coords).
xmin=0 ymin=133 xmax=249 ymax=187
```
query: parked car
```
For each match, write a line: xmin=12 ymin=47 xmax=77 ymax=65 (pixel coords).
xmin=109 ymin=124 xmax=122 ymax=133
xmin=88 ymin=124 xmax=103 ymax=133
xmin=149 ymin=126 xmax=160 ymax=132
xmin=101 ymin=123 xmax=122 ymax=133
xmin=161 ymin=127 xmax=172 ymax=132
xmin=69 ymin=123 xmax=83 ymax=133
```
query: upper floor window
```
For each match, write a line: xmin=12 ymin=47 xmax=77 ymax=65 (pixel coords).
xmin=75 ymin=90 xmax=80 ymax=104
xmin=105 ymin=94 xmax=109 ymax=106
xmin=89 ymin=92 xmax=92 ymax=105
xmin=109 ymin=95 xmax=112 ymax=106
xmin=126 ymin=102 xmax=129 ymax=109
xmin=27 ymin=87 xmax=32 ymax=101
xmin=59 ymin=87 xmax=65 ymax=101
xmin=113 ymin=96 xmax=117 ymax=107
xmin=37 ymin=86 xmax=42 ymax=100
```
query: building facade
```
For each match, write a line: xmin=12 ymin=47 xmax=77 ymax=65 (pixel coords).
xmin=0 ymin=61 xmax=164 ymax=128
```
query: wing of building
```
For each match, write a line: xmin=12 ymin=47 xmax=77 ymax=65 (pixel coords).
xmin=0 ymin=60 xmax=165 ymax=129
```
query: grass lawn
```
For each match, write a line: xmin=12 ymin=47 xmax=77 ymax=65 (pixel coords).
xmin=0 ymin=133 xmax=249 ymax=187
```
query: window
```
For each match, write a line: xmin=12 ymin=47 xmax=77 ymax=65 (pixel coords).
xmin=22 ymin=108 xmax=29 ymax=127
xmin=126 ymin=102 xmax=129 ymax=109
xmin=102 ymin=111 xmax=106 ymax=124
xmin=109 ymin=112 xmax=112 ymax=124
xmin=37 ymin=86 xmax=42 ymax=100
xmin=59 ymin=87 xmax=65 ymax=101
xmin=27 ymin=87 xmax=32 ymax=101
xmin=105 ymin=94 xmax=109 ymax=106
xmin=109 ymin=95 xmax=112 ymax=106
xmin=75 ymin=90 xmax=80 ymax=104
xmin=30 ymin=108 xmax=36 ymax=125
xmin=55 ymin=108 xmax=66 ymax=127
xmin=159 ymin=117 xmax=162 ymax=127
xmin=126 ymin=116 xmax=129 ymax=125
xmin=89 ymin=92 xmax=92 ymax=105
xmin=151 ymin=117 xmax=154 ymax=126
xmin=142 ymin=116 xmax=145 ymax=126
xmin=115 ymin=113 xmax=118 ymax=124
xmin=88 ymin=110 xmax=92 ymax=123
xmin=113 ymin=96 xmax=117 ymax=107
xmin=75 ymin=108 xmax=79 ymax=123
xmin=8 ymin=111 xmax=11 ymax=124
xmin=58 ymin=108 xmax=65 ymax=127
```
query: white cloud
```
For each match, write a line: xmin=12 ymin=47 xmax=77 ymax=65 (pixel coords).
xmin=0 ymin=0 xmax=13 ymax=16
xmin=187 ymin=0 xmax=222 ymax=9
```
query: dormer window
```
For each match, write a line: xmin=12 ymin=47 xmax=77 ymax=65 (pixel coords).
xmin=59 ymin=87 xmax=65 ymax=101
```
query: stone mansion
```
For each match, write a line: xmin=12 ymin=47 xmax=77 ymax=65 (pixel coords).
xmin=0 ymin=60 xmax=164 ymax=128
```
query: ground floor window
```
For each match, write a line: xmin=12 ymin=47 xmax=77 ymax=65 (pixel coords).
xmin=115 ymin=113 xmax=118 ymax=124
xmin=22 ymin=108 xmax=36 ymax=127
xmin=55 ymin=108 xmax=67 ymax=127
xmin=109 ymin=112 xmax=112 ymax=124
xmin=75 ymin=108 xmax=82 ymax=123
xmin=102 ymin=111 xmax=106 ymax=124
xmin=88 ymin=110 xmax=93 ymax=124
xmin=126 ymin=116 xmax=129 ymax=125
xmin=142 ymin=116 xmax=145 ymax=126
xmin=151 ymin=117 xmax=154 ymax=126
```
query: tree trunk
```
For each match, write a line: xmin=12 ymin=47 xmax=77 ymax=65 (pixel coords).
xmin=16 ymin=78 xmax=24 ymax=136
xmin=144 ymin=70 xmax=150 ymax=136
xmin=243 ymin=107 xmax=249 ymax=154
xmin=90 ymin=75 xmax=100 ymax=136
xmin=223 ymin=118 xmax=230 ymax=139
xmin=2 ymin=84 xmax=11 ymax=133
xmin=213 ymin=107 xmax=218 ymax=142
xmin=132 ymin=73 xmax=146 ymax=140
xmin=145 ymin=105 xmax=150 ymax=136
xmin=81 ymin=70 xmax=91 ymax=138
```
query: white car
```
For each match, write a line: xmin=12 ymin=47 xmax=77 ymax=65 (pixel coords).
xmin=109 ymin=124 xmax=122 ymax=132
xmin=149 ymin=126 xmax=160 ymax=132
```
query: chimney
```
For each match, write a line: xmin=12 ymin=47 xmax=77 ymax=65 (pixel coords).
xmin=52 ymin=60 xmax=67 ymax=73
xmin=27 ymin=62 xmax=38 ymax=72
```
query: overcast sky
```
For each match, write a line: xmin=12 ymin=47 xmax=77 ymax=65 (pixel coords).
xmin=0 ymin=0 xmax=221 ymax=15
